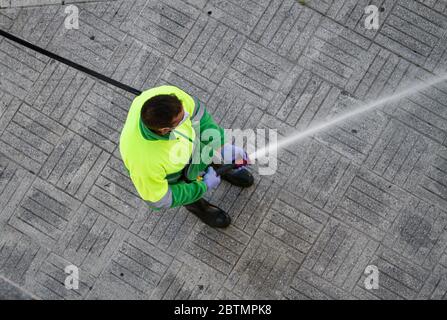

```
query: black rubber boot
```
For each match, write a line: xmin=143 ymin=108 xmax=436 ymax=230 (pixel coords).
xmin=184 ymin=198 xmax=231 ymax=228
xmin=221 ymin=168 xmax=254 ymax=188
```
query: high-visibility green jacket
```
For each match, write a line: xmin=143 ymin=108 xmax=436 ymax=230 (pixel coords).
xmin=119 ymin=85 xmax=225 ymax=209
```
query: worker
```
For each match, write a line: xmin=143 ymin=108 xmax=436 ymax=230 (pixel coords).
xmin=119 ymin=85 xmax=254 ymax=228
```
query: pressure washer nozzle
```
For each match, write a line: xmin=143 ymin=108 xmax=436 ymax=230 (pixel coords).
xmin=234 ymin=159 xmax=249 ymax=168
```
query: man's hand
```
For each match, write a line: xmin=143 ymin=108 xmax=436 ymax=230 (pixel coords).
xmin=220 ymin=144 xmax=249 ymax=165
xmin=203 ymin=167 xmax=221 ymax=190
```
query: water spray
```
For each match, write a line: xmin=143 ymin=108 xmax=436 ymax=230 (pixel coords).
xmin=250 ymin=73 xmax=447 ymax=161
xmin=2 ymin=29 xmax=446 ymax=168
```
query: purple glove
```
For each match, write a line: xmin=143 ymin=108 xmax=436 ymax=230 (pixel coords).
xmin=220 ymin=144 xmax=248 ymax=165
xmin=203 ymin=167 xmax=221 ymax=190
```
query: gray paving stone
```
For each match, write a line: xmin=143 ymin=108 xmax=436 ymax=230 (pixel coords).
xmin=175 ymin=13 xmax=246 ymax=84
xmin=418 ymin=250 xmax=447 ymax=299
xmin=225 ymin=39 xmax=293 ymax=106
xmin=286 ymin=268 xmax=356 ymax=300
xmin=408 ymin=145 xmax=447 ymax=210
xmin=0 ymin=101 xmax=66 ymax=172
xmin=364 ymin=119 xmax=442 ymax=190
xmin=225 ymin=238 xmax=299 ymax=299
xmin=8 ymin=5 xmax=61 ymax=47
xmin=105 ymin=37 xmax=169 ymax=90
xmin=295 ymin=17 xmax=378 ymax=92
xmin=39 ymin=131 xmax=110 ymax=201
xmin=8 ymin=177 xmax=81 ymax=249
xmin=162 ymin=60 xmax=216 ymax=102
xmin=0 ymin=7 xmax=18 ymax=30
xmin=178 ymin=222 xmax=248 ymax=275
xmin=355 ymin=245 xmax=430 ymax=300
xmin=253 ymin=191 xmax=328 ymax=264
xmin=375 ymin=0 xmax=447 ymax=70
xmin=131 ymin=206 xmax=195 ymax=256
xmin=50 ymin=8 xmax=124 ymax=71
xmin=302 ymin=218 xmax=379 ymax=291
xmin=318 ymin=0 xmax=394 ymax=40
xmin=0 ymin=225 xmax=47 ymax=287
xmin=284 ymin=139 xmax=359 ymax=211
xmin=55 ymin=203 xmax=127 ymax=276
xmin=203 ymin=0 xmax=269 ymax=36
xmin=333 ymin=167 xmax=413 ymax=241
xmin=0 ymin=153 xmax=35 ymax=226
xmin=225 ymin=177 xmax=280 ymax=236
xmin=0 ymin=276 xmax=35 ymax=299
xmin=68 ymin=83 xmax=131 ymax=153
xmin=251 ymin=0 xmax=322 ymax=60
xmin=25 ymin=62 xmax=94 ymax=126
xmin=0 ymin=38 xmax=47 ymax=99
xmin=120 ymin=0 xmax=199 ymax=58
xmin=151 ymin=258 xmax=224 ymax=299
xmin=351 ymin=47 xmax=411 ymax=100
xmin=383 ymin=196 xmax=447 ymax=269
xmin=31 ymin=252 xmax=96 ymax=300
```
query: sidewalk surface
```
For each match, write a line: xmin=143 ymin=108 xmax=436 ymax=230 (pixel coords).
xmin=0 ymin=0 xmax=447 ymax=300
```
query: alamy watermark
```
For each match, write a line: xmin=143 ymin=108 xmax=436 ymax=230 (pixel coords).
xmin=364 ymin=265 xmax=379 ymax=290
xmin=0 ymin=1 xmax=80 ymax=29
xmin=364 ymin=5 xmax=380 ymax=30
xmin=64 ymin=264 xmax=79 ymax=290
xmin=65 ymin=5 xmax=79 ymax=30
xmin=168 ymin=128 xmax=278 ymax=176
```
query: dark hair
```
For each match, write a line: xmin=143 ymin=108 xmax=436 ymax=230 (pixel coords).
xmin=140 ymin=94 xmax=183 ymax=129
